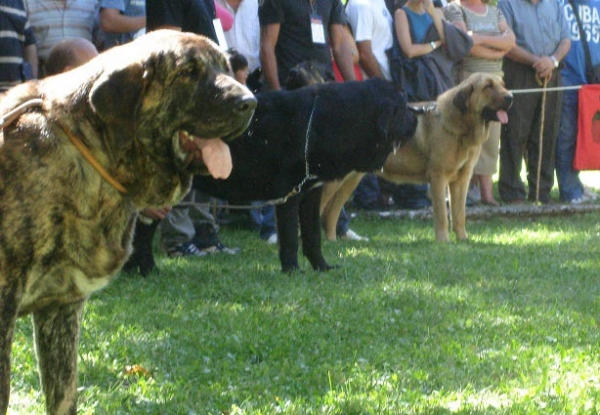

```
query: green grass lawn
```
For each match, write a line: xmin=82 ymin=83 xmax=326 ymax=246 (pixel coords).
xmin=8 ymin=177 xmax=600 ymax=414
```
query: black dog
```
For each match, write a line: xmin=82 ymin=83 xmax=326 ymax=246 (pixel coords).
xmin=128 ymin=78 xmax=417 ymax=273
xmin=198 ymin=78 xmax=416 ymax=272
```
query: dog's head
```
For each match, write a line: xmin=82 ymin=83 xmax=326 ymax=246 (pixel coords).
xmin=88 ymin=30 xmax=256 ymax=174
xmin=39 ymin=30 xmax=256 ymax=205
xmin=450 ymin=72 xmax=513 ymax=124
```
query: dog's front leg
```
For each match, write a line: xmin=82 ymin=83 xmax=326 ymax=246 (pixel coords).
xmin=300 ymin=186 xmax=331 ymax=271
xmin=449 ymin=175 xmax=470 ymax=240
xmin=276 ymin=196 xmax=301 ymax=272
xmin=0 ymin=281 xmax=24 ymax=414
xmin=429 ymin=175 xmax=451 ymax=242
xmin=33 ymin=299 xmax=86 ymax=415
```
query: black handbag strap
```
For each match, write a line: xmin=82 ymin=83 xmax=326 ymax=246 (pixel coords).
xmin=568 ymin=0 xmax=594 ymax=80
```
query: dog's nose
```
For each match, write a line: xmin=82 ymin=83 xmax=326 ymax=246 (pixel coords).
xmin=234 ymin=94 xmax=257 ymax=115
xmin=504 ymin=94 xmax=514 ymax=109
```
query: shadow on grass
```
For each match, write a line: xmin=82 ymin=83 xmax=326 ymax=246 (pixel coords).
xmin=11 ymin=212 xmax=600 ymax=414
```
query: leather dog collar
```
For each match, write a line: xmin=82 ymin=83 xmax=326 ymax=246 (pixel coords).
xmin=58 ymin=120 xmax=128 ymax=194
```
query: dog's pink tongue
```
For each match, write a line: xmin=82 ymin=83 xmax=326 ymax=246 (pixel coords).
xmin=497 ymin=110 xmax=509 ymax=124
xmin=197 ymin=138 xmax=233 ymax=179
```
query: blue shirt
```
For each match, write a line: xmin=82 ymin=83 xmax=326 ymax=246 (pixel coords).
xmin=498 ymin=0 xmax=570 ymax=56
xmin=402 ymin=7 xmax=433 ymax=44
xmin=100 ymin=0 xmax=145 ymax=48
xmin=559 ymin=0 xmax=600 ymax=85
xmin=0 ymin=0 xmax=36 ymax=88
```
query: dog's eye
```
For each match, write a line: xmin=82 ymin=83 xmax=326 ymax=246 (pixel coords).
xmin=180 ymin=66 xmax=201 ymax=79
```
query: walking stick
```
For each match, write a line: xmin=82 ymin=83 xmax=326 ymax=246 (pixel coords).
xmin=535 ymin=76 xmax=549 ymax=203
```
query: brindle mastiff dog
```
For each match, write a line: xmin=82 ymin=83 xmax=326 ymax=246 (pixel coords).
xmin=321 ymin=73 xmax=513 ymax=242
xmin=0 ymin=30 xmax=256 ymax=415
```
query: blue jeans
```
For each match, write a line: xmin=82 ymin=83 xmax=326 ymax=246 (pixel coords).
xmin=555 ymin=90 xmax=584 ymax=202
xmin=249 ymin=202 xmax=276 ymax=240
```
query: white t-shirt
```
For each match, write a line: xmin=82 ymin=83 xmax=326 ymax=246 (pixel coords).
xmin=219 ymin=0 xmax=260 ymax=72
xmin=345 ymin=0 xmax=394 ymax=80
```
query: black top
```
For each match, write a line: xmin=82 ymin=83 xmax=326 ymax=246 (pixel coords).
xmin=146 ymin=0 xmax=218 ymax=42
xmin=259 ymin=0 xmax=346 ymax=83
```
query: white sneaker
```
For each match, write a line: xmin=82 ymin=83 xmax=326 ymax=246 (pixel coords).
xmin=570 ymin=193 xmax=594 ymax=204
xmin=266 ymin=233 xmax=278 ymax=244
xmin=340 ymin=229 xmax=369 ymax=241
xmin=583 ymin=186 xmax=598 ymax=200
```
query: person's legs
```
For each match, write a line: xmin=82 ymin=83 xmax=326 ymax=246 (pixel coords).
xmin=160 ymin=191 xmax=196 ymax=248
xmin=474 ymin=121 xmax=500 ymax=205
xmin=159 ymin=191 xmax=207 ymax=257
xmin=499 ymin=62 xmax=537 ymax=203
xmin=258 ymin=205 xmax=277 ymax=241
xmin=555 ymin=89 xmax=584 ymax=202
xmin=353 ymin=173 xmax=382 ymax=210
xmin=392 ymin=183 xmax=431 ymax=209
xmin=190 ymin=191 xmax=240 ymax=254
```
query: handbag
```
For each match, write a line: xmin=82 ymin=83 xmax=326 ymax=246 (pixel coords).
xmin=385 ymin=9 xmax=439 ymax=101
xmin=385 ymin=10 xmax=471 ymax=101
xmin=385 ymin=38 xmax=439 ymax=102
xmin=574 ymin=84 xmax=600 ymax=170
xmin=568 ymin=0 xmax=600 ymax=83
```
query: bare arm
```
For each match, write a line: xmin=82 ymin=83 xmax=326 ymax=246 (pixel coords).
xmin=470 ymin=21 xmax=515 ymax=53
xmin=356 ymin=40 xmax=383 ymax=78
xmin=424 ymin=0 xmax=445 ymax=44
xmin=23 ymin=44 xmax=39 ymax=79
xmin=100 ymin=8 xmax=146 ymax=34
xmin=507 ymin=37 xmax=571 ymax=80
xmin=395 ymin=8 xmax=442 ymax=58
xmin=330 ymin=23 xmax=356 ymax=81
xmin=259 ymin=23 xmax=281 ymax=90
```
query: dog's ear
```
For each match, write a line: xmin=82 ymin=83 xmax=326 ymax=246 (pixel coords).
xmin=452 ymin=83 xmax=474 ymax=114
xmin=89 ymin=64 xmax=147 ymax=124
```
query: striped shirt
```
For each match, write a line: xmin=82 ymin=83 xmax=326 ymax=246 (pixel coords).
xmin=24 ymin=0 xmax=99 ymax=61
xmin=0 ymin=0 xmax=36 ymax=89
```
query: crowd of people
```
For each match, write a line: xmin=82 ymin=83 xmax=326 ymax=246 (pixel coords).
xmin=1 ymin=0 xmax=598 ymax=263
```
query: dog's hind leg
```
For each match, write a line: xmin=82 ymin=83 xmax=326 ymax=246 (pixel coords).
xmin=275 ymin=197 xmax=301 ymax=272
xmin=0 ymin=282 xmax=24 ymax=414
xmin=320 ymin=172 xmax=365 ymax=241
xmin=300 ymin=186 xmax=332 ymax=271
xmin=33 ymin=300 xmax=85 ymax=415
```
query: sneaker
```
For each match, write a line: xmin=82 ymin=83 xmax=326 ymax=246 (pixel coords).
xmin=266 ymin=233 xmax=278 ymax=245
xmin=583 ymin=186 xmax=598 ymax=200
xmin=166 ymin=242 xmax=208 ymax=258
xmin=201 ymin=242 xmax=240 ymax=255
xmin=570 ymin=193 xmax=595 ymax=205
xmin=339 ymin=229 xmax=369 ymax=241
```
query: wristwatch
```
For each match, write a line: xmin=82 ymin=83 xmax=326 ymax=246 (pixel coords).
xmin=430 ymin=41 xmax=437 ymax=50
xmin=551 ymin=55 xmax=559 ymax=68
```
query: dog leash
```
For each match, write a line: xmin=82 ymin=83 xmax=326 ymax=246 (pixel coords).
xmin=57 ymin=120 xmax=128 ymax=194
